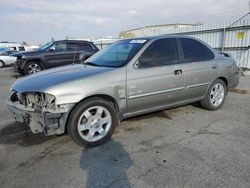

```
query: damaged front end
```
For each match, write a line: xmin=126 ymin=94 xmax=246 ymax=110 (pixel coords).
xmin=6 ymin=91 xmax=75 ymax=136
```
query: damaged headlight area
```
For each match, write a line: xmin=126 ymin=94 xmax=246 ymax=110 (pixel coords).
xmin=8 ymin=91 xmax=75 ymax=135
xmin=13 ymin=92 xmax=55 ymax=109
xmin=10 ymin=91 xmax=72 ymax=113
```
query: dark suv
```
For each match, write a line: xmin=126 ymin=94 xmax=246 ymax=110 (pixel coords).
xmin=13 ymin=40 xmax=99 ymax=75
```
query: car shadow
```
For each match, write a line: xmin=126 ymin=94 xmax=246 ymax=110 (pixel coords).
xmin=126 ymin=102 xmax=204 ymax=122
xmin=126 ymin=110 xmax=173 ymax=122
xmin=80 ymin=139 xmax=132 ymax=188
xmin=0 ymin=122 xmax=55 ymax=147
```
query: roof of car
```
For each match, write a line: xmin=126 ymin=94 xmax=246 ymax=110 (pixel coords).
xmin=122 ymin=35 xmax=197 ymax=41
xmin=55 ymin=39 xmax=92 ymax=43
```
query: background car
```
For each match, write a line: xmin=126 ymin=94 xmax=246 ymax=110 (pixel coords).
xmin=13 ymin=39 xmax=99 ymax=75
xmin=0 ymin=50 xmax=17 ymax=67
xmin=0 ymin=42 xmax=25 ymax=51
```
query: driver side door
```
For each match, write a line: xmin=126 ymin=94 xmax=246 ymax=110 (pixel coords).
xmin=43 ymin=42 xmax=74 ymax=68
xmin=127 ymin=38 xmax=186 ymax=113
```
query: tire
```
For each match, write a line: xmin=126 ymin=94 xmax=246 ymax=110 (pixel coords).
xmin=24 ymin=61 xmax=43 ymax=74
xmin=0 ymin=60 xmax=4 ymax=68
xmin=200 ymin=79 xmax=227 ymax=110
xmin=67 ymin=97 xmax=119 ymax=147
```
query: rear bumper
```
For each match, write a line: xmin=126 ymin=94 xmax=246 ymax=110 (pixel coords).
xmin=6 ymin=100 xmax=68 ymax=135
xmin=228 ymin=73 xmax=240 ymax=89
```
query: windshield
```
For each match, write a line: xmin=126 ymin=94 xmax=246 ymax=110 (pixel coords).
xmin=0 ymin=50 xmax=9 ymax=55
xmin=0 ymin=48 xmax=7 ymax=53
xmin=39 ymin=41 xmax=53 ymax=50
xmin=85 ymin=39 xmax=148 ymax=67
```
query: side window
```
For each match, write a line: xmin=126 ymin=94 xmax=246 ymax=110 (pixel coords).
xmin=53 ymin=42 xmax=67 ymax=51
xmin=18 ymin=47 xmax=25 ymax=51
xmin=67 ymin=43 xmax=80 ymax=51
xmin=67 ymin=43 xmax=94 ymax=51
xmin=180 ymin=38 xmax=214 ymax=62
xmin=139 ymin=38 xmax=178 ymax=68
xmin=78 ymin=43 xmax=94 ymax=51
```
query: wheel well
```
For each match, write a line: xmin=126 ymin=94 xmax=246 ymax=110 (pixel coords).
xmin=24 ymin=59 xmax=43 ymax=69
xmin=83 ymin=56 xmax=90 ymax=61
xmin=218 ymin=77 xmax=228 ymax=87
xmin=26 ymin=59 xmax=41 ymax=64
xmin=64 ymin=94 xmax=119 ymax=132
xmin=83 ymin=94 xmax=119 ymax=111
xmin=23 ymin=59 xmax=44 ymax=69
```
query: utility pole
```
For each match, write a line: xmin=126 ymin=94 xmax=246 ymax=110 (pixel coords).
xmin=222 ymin=2 xmax=250 ymax=52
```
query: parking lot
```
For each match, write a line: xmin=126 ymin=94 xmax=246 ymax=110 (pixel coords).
xmin=0 ymin=67 xmax=250 ymax=188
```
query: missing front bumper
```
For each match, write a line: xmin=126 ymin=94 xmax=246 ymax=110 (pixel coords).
xmin=6 ymin=100 xmax=70 ymax=136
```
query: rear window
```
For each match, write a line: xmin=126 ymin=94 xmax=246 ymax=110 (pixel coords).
xmin=18 ymin=46 xmax=25 ymax=51
xmin=180 ymin=38 xmax=214 ymax=62
xmin=67 ymin=42 xmax=94 ymax=51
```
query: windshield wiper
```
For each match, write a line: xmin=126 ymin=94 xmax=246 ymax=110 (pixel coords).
xmin=84 ymin=62 xmax=102 ymax=67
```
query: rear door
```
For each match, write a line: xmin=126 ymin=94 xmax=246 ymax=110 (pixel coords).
xmin=127 ymin=38 xmax=186 ymax=113
xmin=179 ymin=38 xmax=219 ymax=100
xmin=68 ymin=42 xmax=97 ymax=63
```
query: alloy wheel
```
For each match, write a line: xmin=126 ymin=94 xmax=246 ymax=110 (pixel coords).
xmin=27 ymin=63 xmax=41 ymax=74
xmin=210 ymin=83 xmax=225 ymax=107
xmin=77 ymin=106 xmax=112 ymax=142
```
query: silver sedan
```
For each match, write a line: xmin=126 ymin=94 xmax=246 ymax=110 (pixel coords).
xmin=6 ymin=36 xmax=239 ymax=146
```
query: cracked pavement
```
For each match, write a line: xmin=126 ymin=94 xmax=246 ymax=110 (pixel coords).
xmin=0 ymin=67 xmax=250 ymax=188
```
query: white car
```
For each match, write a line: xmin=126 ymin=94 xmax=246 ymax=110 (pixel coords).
xmin=0 ymin=50 xmax=17 ymax=67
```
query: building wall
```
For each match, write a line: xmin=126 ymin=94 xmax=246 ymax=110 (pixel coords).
xmin=120 ymin=24 xmax=197 ymax=38
xmin=134 ymin=20 xmax=250 ymax=68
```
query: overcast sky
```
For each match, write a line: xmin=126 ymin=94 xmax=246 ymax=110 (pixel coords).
xmin=0 ymin=0 xmax=249 ymax=44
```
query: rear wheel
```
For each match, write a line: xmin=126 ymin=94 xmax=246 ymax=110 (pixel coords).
xmin=24 ymin=61 xmax=42 ymax=74
xmin=0 ymin=60 xmax=4 ymax=68
xmin=200 ymin=79 xmax=227 ymax=110
xmin=67 ymin=98 xmax=118 ymax=147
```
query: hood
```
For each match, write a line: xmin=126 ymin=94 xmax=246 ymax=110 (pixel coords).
xmin=11 ymin=64 xmax=113 ymax=93
xmin=11 ymin=50 xmax=44 ymax=57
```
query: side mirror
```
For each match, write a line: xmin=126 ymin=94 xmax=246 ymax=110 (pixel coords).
xmin=134 ymin=60 xmax=140 ymax=69
xmin=49 ymin=46 xmax=55 ymax=52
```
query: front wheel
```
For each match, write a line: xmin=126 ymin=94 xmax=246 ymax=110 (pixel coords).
xmin=200 ymin=79 xmax=227 ymax=110
xmin=67 ymin=98 xmax=119 ymax=147
xmin=24 ymin=61 xmax=42 ymax=74
xmin=0 ymin=60 xmax=5 ymax=68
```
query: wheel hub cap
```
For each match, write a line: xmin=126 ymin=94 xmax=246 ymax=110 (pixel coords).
xmin=27 ymin=63 xmax=41 ymax=74
xmin=210 ymin=83 xmax=225 ymax=107
xmin=77 ymin=106 xmax=112 ymax=142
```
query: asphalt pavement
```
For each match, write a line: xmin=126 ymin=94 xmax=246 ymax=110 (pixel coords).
xmin=0 ymin=67 xmax=250 ymax=188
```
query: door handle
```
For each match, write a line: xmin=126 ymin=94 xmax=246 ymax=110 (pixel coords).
xmin=174 ymin=69 xmax=182 ymax=75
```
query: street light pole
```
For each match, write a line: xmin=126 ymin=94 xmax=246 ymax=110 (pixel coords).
xmin=222 ymin=2 xmax=250 ymax=52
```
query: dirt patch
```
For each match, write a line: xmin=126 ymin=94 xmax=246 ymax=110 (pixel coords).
xmin=229 ymin=88 xmax=249 ymax=94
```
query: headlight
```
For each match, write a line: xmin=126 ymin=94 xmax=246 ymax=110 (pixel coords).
xmin=25 ymin=92 xmax=56 ymax=106
xmin=35 ymin=93 xmax=42 ymax=103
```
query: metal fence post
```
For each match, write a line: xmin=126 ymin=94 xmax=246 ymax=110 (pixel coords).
xmin=222 ymin=27 xmax=226 ymax=52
